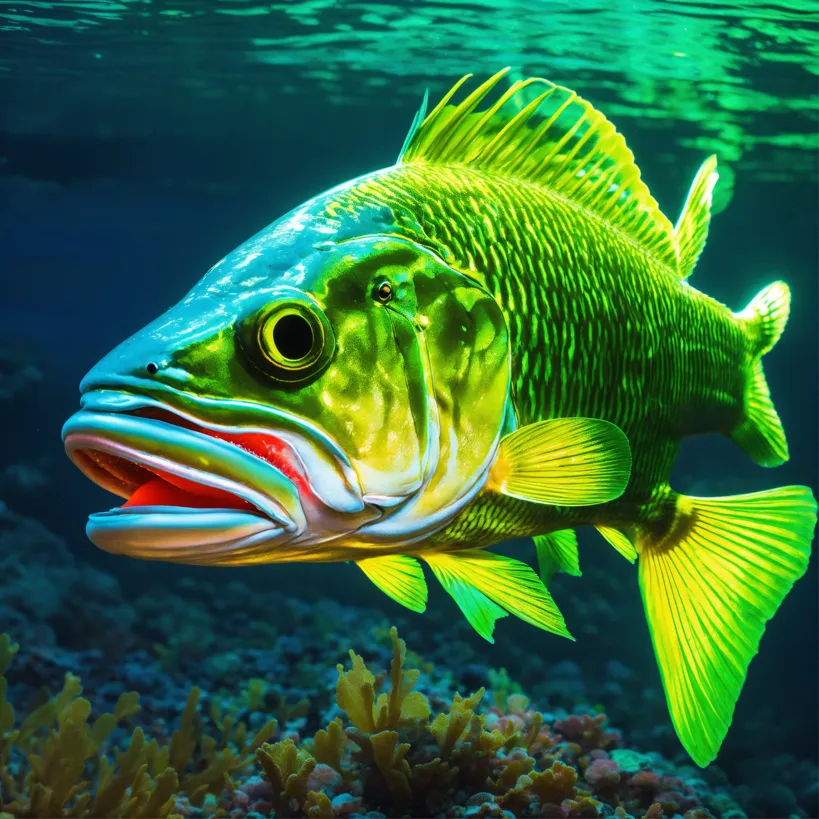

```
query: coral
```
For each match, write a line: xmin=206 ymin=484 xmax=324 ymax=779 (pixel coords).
xmin=0 ymin=619 xmax=798 ymax=819
xmin=336 ymin=626 xmax=430 ymax=735
xmin=256 ymin=738 xmax=317 ymax=814
xmin=0 ymin=634 xmax=177 ymax=818
xmin=167 ymin=686 xmax=278 ymax=805
xmin=554 ymin=713 xmax=620 ymax=753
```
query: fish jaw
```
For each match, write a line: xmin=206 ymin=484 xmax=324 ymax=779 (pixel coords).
xmin=61 ymin=390 xmax=373 ymax=564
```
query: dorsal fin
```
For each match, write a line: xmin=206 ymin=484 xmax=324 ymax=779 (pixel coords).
xmin=399 ymin=68 xmax=678 ymax=271
xmin=396 ymin=89 xmax=429 ymax=163
xmin=674 ymin=156 xmax=719 ymax=279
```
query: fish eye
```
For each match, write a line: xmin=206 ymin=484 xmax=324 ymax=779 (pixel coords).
xmin=269 ymin=312 xmax=314 ymax=362
xmin=374 ymin=280 xmax=393 ymax=303
xmin=238 ymin=300 xmax=335 ymax=384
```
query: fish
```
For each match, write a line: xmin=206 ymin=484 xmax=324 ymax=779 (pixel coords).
xmin=62 ymin=68 xmax=817 ymax=768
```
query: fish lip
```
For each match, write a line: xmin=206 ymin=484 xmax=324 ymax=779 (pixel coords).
xmin=75 ymin=383 xmax=366 ymax=515
xmin=84 ymin=506 xmax=286 ymax=564
xmin=63 ymin=408 xmax=305 ymax=533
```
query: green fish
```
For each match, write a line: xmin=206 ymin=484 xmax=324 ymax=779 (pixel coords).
xmin=63 ymin=68 xmax=816 ymax=768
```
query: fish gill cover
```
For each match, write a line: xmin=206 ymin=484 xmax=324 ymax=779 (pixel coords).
xmin=0 ymin=3 xmax=818 ymax=819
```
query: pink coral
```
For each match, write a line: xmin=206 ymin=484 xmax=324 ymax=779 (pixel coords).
xmin=554 ymin=714 xmax=620 ymax=752
xmin=630 ymin=770 xmax=659 ymax=790
xmin=585 ymin=758 xmax=621 ymax=790
xmin=306 ymin=762 xmax=343 ymax=796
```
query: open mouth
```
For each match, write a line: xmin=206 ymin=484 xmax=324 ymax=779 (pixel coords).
xmin=62 ymin=396 xmax=310 ymax=563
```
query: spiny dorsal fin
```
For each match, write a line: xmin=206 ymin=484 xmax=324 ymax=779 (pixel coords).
xmin=396 ymin=89 xmax=429 ymax=163
xmin=534 ymin=530 xmax=581 ymax=585
xmin=357 ymin=555 xmax=428 ymax=613
xmin=674 ymin=156 xmax=719 ymax=279
xmin=400 ymin=68 xmax=678 ymax=271
xmin=423 ymin=550 xmax=573 ymax=643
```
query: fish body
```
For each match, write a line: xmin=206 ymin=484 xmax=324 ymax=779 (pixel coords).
xmin=333 ymin=159 xmax=747 ymax=548
xmin=63 ymin=69 xmax=816 ymax=768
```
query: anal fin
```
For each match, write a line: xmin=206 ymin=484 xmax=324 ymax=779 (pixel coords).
xmin=639 ymin=486 xmax=816 ymax=767
xmin=424 ymin=550 xmax=573 ymax=643
xmin=595 ymin=525 xmax=637 ymax=563
xmin=534 ymin=530 xmax=580 ymax=585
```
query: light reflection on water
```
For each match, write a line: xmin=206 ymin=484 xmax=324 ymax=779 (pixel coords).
xmin=0 ymin=0 xmax=816 ymax=180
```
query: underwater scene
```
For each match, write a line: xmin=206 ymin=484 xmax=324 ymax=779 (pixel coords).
xmin=1 ymin=2 xmax=817 ymax=818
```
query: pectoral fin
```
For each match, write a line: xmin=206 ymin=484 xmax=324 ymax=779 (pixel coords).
xmin=357 ymin=555 xmax=428 ymax=613
xmin=488 ymin=418 xmax=631 ymax=506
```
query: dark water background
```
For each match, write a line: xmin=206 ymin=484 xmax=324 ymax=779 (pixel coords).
xmin=0 ymin=0 xmax=817 ymax=805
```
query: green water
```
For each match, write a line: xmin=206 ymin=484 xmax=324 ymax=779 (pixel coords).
xmin=1 ymin=0 xmax=817 ymax=184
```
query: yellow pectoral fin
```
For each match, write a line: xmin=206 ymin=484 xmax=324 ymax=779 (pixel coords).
xmin=357 ymin=555 xmax=428 ymax=613
xmin=489 ymin=418 xmax=631 ymax=507
xmin=595 ymin=525 xmax=637 ymax=563
xmin=424 ymin=550 xmax=574 ymax=642
xmin=639 ymin=486 xmax=817 ymax=767
xmin=534 ymin=530 xmax=581 ymax=585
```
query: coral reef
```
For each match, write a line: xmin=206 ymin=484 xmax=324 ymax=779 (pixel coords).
xmin=0 ymin=503 xmax=136 ymax=655
xmin=0 ymin=511 xmax=814 ymax=818
xmin=0 ymin=624 xmax=762 ymax=819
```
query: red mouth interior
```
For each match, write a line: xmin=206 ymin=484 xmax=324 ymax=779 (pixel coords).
xmin=108 ymin=409 xmax=309 ymax=511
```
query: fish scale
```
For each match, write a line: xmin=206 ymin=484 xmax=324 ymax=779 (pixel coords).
xmin=331 ymin=162 xmax=744 ymax=534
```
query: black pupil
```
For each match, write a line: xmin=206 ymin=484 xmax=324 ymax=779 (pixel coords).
xmin=379 ymin=283 xmax=392 ymax=300
xmin=273 ymin=313 xmax=314 ymax=361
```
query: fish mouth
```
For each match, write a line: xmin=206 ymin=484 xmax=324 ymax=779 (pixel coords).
xmin=62 ymin=390 xmax=364 ymax=564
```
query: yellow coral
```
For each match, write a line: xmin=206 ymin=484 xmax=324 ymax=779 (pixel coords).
xmin=312 ymin=718 xmax=345 ymax=772
xmin=527 ymin=760 xmax=579 ymax=804
xmin=429 ymin=688 xmax=485 ymax=759
xmin=0 ymin=635 xmax=178 ymax=819
xmin=304 ymin=790 xmax=334 ymax=818
xmin=336 ymin=651 xmax=376 ymax=733
xmin=370 ymin=731 xmax=412 ymax=804
xmin=256 ymin=738 xmax=317 ymax=814
xmin=336 ymin=627 xmax=430 ymax=735
xmin=169 ymin=686 xmax=277 ymax=805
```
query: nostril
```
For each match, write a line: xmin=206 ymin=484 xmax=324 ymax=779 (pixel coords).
xmin=145 ymin=362 xmax=159 ymax=375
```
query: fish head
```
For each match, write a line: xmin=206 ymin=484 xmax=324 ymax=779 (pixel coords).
xmin=63 ymin=197 xmax=512 ymax=564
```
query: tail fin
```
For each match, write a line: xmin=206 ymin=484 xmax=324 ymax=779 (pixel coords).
xmin=730 ymin=281 xmax=791 ymax=466
xmin=639 ymin=486 xmax=817 ymax=767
